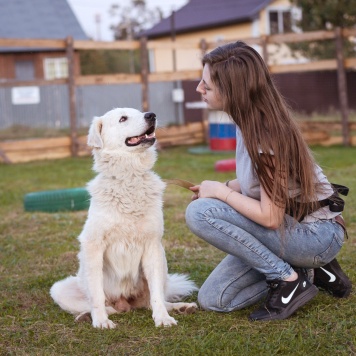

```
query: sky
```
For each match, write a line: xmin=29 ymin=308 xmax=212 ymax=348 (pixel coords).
xmin=67 ymin=0 xmax=189 ymax=41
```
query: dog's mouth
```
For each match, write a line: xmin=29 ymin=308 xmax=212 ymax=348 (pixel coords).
xmin=125 ymin=124 xmax=156 ymax=147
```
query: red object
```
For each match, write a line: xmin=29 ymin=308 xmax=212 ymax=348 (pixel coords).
xmin=215 ymin=158 xmax=236 ymax=172
xmin=209 ymin=138 xmax=236 ymax=151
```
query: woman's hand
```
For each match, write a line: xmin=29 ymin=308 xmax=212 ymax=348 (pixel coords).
xmin=189 ymin=185 xmax=200 ymax=200
xmin=189 ymin=181 xmax=225 ymax=200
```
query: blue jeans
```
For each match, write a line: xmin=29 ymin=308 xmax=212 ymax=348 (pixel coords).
xmin=185 ymin=198 xmax=345 ymax=312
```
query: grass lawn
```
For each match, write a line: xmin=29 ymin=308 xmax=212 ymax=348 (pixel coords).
xmin=0 ymin=145 xmax=355 ymax=355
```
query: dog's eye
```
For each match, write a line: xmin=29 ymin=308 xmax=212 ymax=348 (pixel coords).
xmin=119 ymin=116 xmax=128 ymax=123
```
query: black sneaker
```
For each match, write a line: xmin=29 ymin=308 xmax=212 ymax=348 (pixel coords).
xmin=314 ymin=259 xmax=352 ymax=298
xmin=249 ymin=270 xmax=318 ymax=321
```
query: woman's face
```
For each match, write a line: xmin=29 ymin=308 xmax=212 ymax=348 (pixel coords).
xmin=196 ymin=64 xmax=223 ymax=111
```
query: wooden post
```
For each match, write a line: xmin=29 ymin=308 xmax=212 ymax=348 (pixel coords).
xmin=140 ymin=37 xmax=149 ymax=112
xmin=66 ymin=36 xmax=78 ymax=156
xmin=199 ymin=39 xmax=209 ymax=144
xmin=335 ymin=27 xmax=350 ymax=146
xmin=261 ymin=35 xmax=269 ymax=68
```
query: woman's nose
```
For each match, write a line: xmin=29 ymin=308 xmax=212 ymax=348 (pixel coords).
xmin=196 ymin=80 xmax=204 ymax=94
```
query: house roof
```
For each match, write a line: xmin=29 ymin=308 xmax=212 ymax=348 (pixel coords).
xmin=0 ymin=0 xmax=87 ymax=49
xmin=142 ymin=0 xmax=272 ymax=39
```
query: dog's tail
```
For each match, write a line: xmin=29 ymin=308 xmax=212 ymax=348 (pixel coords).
xmin=165 ymin=273 xmax=199 ymax=302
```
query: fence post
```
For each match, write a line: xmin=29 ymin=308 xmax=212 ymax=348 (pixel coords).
xmin=140 ymin=37 xmax=149 ymax=112
xmin=335 ymin=27 xmax=350 ymax=146
xmin=199 ymin=39 xmax=209 ymax=144
xmin=261 ymin=35 xmax=269 ymax=68
xmin=66 ymin=36 xmax=78 ymax=156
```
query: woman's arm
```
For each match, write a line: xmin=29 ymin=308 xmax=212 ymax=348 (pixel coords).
xmin=190 ymin=181 xmax=285 ymax=230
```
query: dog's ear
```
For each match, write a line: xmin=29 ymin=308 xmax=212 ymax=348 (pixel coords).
xmin=87 ymin=116 xmax=103 ymax=148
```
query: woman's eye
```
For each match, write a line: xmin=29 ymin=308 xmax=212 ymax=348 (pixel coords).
xmin=119 ymin=116 xmax=127 ymax=123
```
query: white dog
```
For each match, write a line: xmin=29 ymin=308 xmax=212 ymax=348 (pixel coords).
xmin=50 ymin=108 xmax=198 ymax=329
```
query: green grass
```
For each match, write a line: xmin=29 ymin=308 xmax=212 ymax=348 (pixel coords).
xmin=0 ymin=145 xmax=355 ymax=355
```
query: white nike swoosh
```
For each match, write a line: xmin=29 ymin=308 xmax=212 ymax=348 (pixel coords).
xmin=281 ymin=283 xmax=300 ymax=304
xmin=320 ymin=267 xmax=336 ymax=282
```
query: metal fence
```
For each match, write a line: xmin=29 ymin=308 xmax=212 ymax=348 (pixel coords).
xmin=0 ymin=81 xmax=181 ymax=130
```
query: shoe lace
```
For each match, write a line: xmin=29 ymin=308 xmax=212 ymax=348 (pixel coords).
xmin=265 ymin=280 xmax=282 ymax=306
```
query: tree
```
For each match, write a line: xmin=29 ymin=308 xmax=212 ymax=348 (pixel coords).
xmin=290 ymin=0 xmax=356 ymax=59
xmin=109 ymin=0 xmax=163 ymax=40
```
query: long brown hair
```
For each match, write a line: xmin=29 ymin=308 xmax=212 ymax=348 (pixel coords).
xmin=203 ymin=41 xmax=322 ymax=221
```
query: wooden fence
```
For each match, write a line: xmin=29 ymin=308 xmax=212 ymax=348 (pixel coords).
xmin=0 ymin=27 xmax=355 ymax=163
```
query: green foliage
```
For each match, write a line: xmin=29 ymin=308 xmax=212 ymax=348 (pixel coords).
xmin=290 ymin=0 xmax=356 ymax=59
xmin=79 ymin=49 xmax=140 ymax=75
xmin=0 ymin=146 xmax=355 ymax=354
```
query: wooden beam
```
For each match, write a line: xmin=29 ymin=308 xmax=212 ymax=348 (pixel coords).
xmin=147 ymin=41 xmax=201 ymax=50
xmin=270 ymin=59 xmax=337 ymax=73
xmin=74 ymin=40 xmax=140 ymax=50
xmin=0 ymin=38 xmax=65 ymax=48
xmin=75 ymin=74 xmax=140 ymax=85
xmin=149 ymin=70 xmax=201 ymax=82
xmin=0 ymin=79 xmax=67 ymax=87
xmin=268 ymin=30 xmax=335 ymax=44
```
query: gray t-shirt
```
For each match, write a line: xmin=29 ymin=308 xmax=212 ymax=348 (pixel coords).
xmin=235 ymin=126 xmax=338 ymax=222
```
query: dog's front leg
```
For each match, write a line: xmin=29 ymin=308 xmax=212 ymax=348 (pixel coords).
xmin=80 ymin=236 xmax=116 ymax=329
xmin=142 ymin=242 xmax=177 ymax=327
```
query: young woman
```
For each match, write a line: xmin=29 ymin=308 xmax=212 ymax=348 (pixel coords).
xmin=185 ymin=41 xmax=351 ymax=321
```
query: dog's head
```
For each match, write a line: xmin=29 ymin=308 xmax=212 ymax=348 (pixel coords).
xmin=87 ymin=108 xmax=157 ymax=153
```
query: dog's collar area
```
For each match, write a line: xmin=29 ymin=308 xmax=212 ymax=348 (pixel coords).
xmin=125 ymin=124 xmax=156 ymax=147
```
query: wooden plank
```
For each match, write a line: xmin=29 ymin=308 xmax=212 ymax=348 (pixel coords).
xmin=268 ymin=30 xmax=335 ymax=44
xmin=149 ymin=70 xmax=201 ymax=82
xmin=6 ymin=148 xmax=71 ymax=163
xmin=0 ymin=137 xmax=70 ymax=151
xmin=0 ymin=38 xmax=65 ymax=48
xmin=75 ymin=74 xmax=141 ymax=85
xmin=0 ymin=79 xmax=67 ymax=87
xmin=147 ymin=41 xmax=201 ymax=50
xmin=345 ymin=57 xmax=356 ymax=69
xmin=74 ymin=40 xmax=140 ymax=50
xmin=270 ymin=59 xmax=337 ymax=73
xmin=343 ymin=28 xmax=356 ymax=37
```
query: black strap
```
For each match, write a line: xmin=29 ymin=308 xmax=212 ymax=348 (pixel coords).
xmin=287 ymin=183 xmax=349 ymax=220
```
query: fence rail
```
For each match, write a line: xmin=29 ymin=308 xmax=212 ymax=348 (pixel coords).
xmin=0 ymin=27 xmax=354 ymax=161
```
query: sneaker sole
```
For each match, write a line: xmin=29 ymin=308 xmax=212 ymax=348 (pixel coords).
xmin=250 ymin=285 xmax=319 ymax=321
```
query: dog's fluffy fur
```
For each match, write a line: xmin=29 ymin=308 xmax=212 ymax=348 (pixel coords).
xmin=50 ymin=108 xmax=198 ymax=329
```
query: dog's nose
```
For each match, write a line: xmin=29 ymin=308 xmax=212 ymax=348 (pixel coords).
xmin=144 ymin=112 xmax=156 ymax=122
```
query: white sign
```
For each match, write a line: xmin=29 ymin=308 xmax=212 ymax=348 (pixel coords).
xmin=172 ymin=88 xmax=185 ymax=103
xmin=11 ymin=86 xmax=40 ymax=105
xmin=185 ymin=101 xmax=207 ymax=109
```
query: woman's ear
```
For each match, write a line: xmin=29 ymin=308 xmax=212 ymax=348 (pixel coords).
xmin=87 ymin=116 xmax=103 ymax=148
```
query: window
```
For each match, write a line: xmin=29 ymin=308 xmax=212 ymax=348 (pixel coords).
xmin=268 ymin=9 xmax=292 ymax=34
xmin=44 ymin=57 xmax=68 ymax=80
xmin=15 ymin=60 xmax=35 ymax=80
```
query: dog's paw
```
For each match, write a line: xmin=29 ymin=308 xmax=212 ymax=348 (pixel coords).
xmin=154 ymin=314 xmax=178 ymax=327
xmin=92 ymin=318 xmax=117 ymax=329
xmin=177 ymin=302 xmax=198 ymax=315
